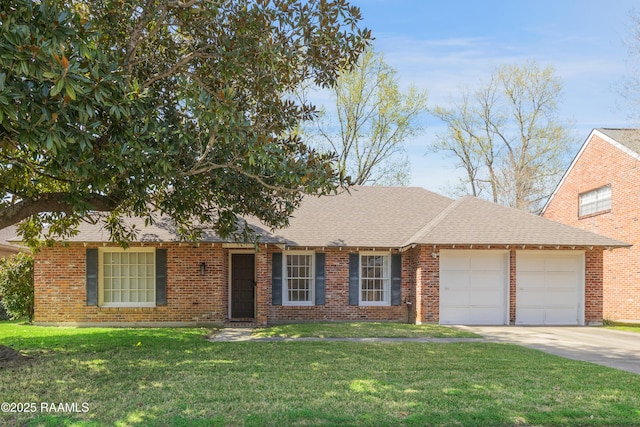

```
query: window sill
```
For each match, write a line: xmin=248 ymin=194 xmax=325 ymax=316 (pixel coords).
xmin=578 ymin=209 xmax=611 ymax=220
xmin=282 ymin=302 xmax=315 ymax=307
xmin=99 ymin=304 xmax=157 ymax=309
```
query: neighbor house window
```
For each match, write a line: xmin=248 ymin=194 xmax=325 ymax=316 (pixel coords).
xmin=284 ymin=253 xmax=314 ymax=305
xmin=100 ymin=248 xmax=156 ymax=307
xmin=579 ymin=185 xmax=611 ymax=217
xmin=360 ymin=254 xmax=390 ymax=306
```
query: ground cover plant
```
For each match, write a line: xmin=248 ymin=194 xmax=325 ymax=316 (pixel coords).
xmin=606 ymin=325 xmax=640 ymax=333
xmin=252 ymin=321 xmax=480 ymax=339
xmin=604 ymin=320 xmax=640 ymax=333
xmin=1 ymin=322 xmax=639 ymax=426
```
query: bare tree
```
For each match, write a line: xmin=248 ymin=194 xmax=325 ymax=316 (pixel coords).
xmin=431 ymin=61 xmax=573 ymax=213
xmin=306 ymin=48 xmax=428 ymax=186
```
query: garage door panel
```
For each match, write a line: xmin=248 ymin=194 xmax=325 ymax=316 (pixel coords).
xmin=471 ymin=270 xmax=504 ymax=288
xmin=469 ymin=253 xmax=505 ymax=270
xmin=440 ymin=250 xmax=508 ymax=325
xmin=545 ymin=257 xmax=578 ymax=272
xmin=440 ymin=308 xmax=470 ymax=325
xmin=441 ymin=271 xmax=470 ymax=287
xmin=440 ymin=290 xmax=469 ymax=306
xmin=544 ymin=309 xmax=577 ymax=325
xmin=516 ymin=309 xmax=545 ymax=325
xmin=440 ymin=255 xmax=470 ymax=270
xmin=517 ymin=256 xmax=546 ymax=271
xmin=517 ymin=271 xmax=545 ymax=288
xmin=548 ymin=292 xmax=577 ymax=307
xmin=516 ymin=251 xmax=584 ymax=326
xmin=517 ymin=290 xmax=546 ymax=306
xmin=546 ymin=271 xmax=578 ymax=287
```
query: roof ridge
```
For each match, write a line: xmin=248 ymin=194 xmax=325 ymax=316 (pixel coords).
xmin=401 ymin=196 xmax=468 ymax=247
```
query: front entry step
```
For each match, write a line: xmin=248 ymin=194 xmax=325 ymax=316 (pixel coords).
xmin=224 ymin=319 xmax=257 ymax=328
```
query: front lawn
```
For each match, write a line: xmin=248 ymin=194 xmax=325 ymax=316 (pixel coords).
xmin=252 ymin=321 xmax=480 ymax=338
xmin=604 ymin=321 xmax=640 ymax=333
xmin=1 ymin=322 xmax=639 ymax=426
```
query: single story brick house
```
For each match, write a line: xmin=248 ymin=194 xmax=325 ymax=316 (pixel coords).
xmin=29 ymin=186 xmax=628 ymax=327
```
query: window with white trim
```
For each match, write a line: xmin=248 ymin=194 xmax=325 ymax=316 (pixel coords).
xmin=360 ymin=254 xmax=390 ymax=306
xmin=100 ymin=248 xmax=156 ymax=307
xmin=284 ymin=253 xmax=314 ymax=305
xmin=579 ymin=185 xmax=611 ymax=217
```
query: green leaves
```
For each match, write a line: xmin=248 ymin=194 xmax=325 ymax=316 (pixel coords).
xmin=0 ymin=0 xmax=371 ymax=246
xmin=0 ymin=252 xmax=34 ymax=321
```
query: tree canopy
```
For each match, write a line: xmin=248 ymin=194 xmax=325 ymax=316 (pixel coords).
xmin=431 ymin=62 xmax=573 ymax=213
xmin=304 ymin=48 xmax=428 ymax=186
xmin=0 ymin=0 xmax=371 ymax=246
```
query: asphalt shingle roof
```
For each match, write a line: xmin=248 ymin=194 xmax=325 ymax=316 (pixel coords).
xmin=597 ymin=128 xmax=640 ymax=157
xmin=56 ymin=186 xmax=628 ymax=248
xmin=409 ymin=196 xmax=628 ymax=247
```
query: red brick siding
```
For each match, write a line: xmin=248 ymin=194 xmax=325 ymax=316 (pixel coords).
xmin=34 ymin=243 xmax=229 ymax=324
xmin=34 ymin=243 xmax=604 ymax=325
xmin=267 ymin=248 xmax=410 ymax=324
xmin=544 ymin=133 xmax=640 ymax=322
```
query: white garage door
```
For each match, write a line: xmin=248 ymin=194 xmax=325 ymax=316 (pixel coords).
xmin=439 ymin=250 xmax=509 ymax=325
xmin=516 ymin=251 xmax=584 ymax=325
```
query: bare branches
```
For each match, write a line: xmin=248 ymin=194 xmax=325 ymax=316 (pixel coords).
xmin=306 ymin=48 xmax=428 ymax=186
xmin=431 ymin=61 xmax=572 ymax=213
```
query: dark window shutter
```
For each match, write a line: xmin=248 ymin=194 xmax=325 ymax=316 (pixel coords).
xmin=391 ymin=253 xmax=402 ymax=306
xmin=349 ymin=253 xmax=359 ymax=306
xmin=155 ymin=248 xmax=167 ymax=306
xmin=272 ymin=252 xmax=282 ymax=306
xmin=315 ymin=252 xmax=326 ymax=305
xmin=86 ymin=248 xmax=98 ymax=306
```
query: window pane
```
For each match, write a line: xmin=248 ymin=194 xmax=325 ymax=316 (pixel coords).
xmin=103 ymin=251 xmax=155 ymax=304
xmin=286 ymin=254 xmax=313 ymax=303
xmin=580 ymin=186 xmax=611 ymax=216
xmin=360 ymin=255 xmax=389 ymax=303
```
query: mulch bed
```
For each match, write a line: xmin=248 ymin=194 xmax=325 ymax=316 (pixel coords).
xmin=0 ymin=345 xmax=35 ymax=369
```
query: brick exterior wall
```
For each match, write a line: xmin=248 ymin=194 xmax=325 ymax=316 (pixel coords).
xmin=267 ymin=248 xmax=411 ymax=324
xmin=34 ymin=243 xmax=230 ymax=325
xmin=33 ymin=242 xmax=604 ymax=325
xmin=543 ymin=132 xmax=640 ymax=322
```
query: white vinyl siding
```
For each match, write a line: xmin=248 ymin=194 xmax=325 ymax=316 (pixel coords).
xmin=100 ymin=248 xmax=156 ymax=307
xmin=579 ymin=185 xmax=611 ymax=217
xmin=360 ymin=254 xmax=390 ymax=306
xmin=284 ymin=253 xmax=314 ymax=306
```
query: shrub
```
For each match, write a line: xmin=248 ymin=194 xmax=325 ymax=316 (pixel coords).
xmin=0 ymin=252 xmax=34 ymax=322
xmin=0 ymin=300 xmax=8 ymax=320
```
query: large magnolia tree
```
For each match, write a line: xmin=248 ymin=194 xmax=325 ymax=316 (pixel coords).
xmin=0 ymin=0 xmax=371 ymax=246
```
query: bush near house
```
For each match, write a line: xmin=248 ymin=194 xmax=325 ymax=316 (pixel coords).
xmin=0 ymin=299 xmax=8 ymax=320
xmin=0 ymin=252 xmax=34 ymax=321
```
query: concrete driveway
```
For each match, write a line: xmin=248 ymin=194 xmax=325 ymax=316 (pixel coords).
xmin=458 ymin=326 xmax=640 ymax=375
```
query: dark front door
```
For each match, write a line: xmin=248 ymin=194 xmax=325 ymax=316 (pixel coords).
xmin=231 ymin=253 xmax=255 ymax=319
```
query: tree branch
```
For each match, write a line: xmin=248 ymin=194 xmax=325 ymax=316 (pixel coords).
xmin=0 ymin=193 xmax=118 ymax=230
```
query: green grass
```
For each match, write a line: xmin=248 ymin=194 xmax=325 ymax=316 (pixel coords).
xmin=606 ymin=325 xmax=640 ymax=333
xmin=1 ymin=322 xmax=639 ymax=426
xmin=252 ymin=321 xmax=480 ymax=338
xmin=603 ymin=320 xmax=640 ymax=333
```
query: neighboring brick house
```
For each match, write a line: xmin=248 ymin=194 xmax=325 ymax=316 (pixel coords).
xmin=30 ymin=186 xmax=626 ymax=327
xmin=543 ymin=128 xmax=640 ymax=323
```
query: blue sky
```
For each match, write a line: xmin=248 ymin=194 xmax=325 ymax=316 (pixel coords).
xmin=337 ymin=0 xmax=639 ymax=193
